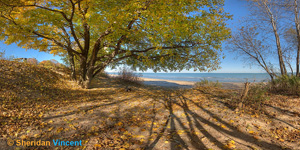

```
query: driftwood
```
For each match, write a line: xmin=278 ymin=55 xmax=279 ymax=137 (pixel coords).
xmin=236 ymin=82 xmax=250 ymax=111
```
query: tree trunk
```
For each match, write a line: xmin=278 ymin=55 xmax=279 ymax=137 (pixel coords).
xmin=297 ymin=47 xmax=300 ymax=77
xmin=78 ymin=58 xmax=88 ymax=88
xmin=78 ymin=59 xmax=95 ymax=89
xmin=273 ymin=25 xmax=287 ymax=75
xmin=287 ymin=61 xmax=294 ymax=76
xmin=236 ymin=82 xmax=250 ymax=111
xmin=295 ymin=0 xmax=300 ymax=77
xmin=81 ymin=73 xmax=92 ymax=89
xmin=264 ymin=2 xmax=287 ymax=76
xmin=68 ymin=51 xmax=76 ymax=80
xmin=268 ymin=72 xmax=274 ymax=81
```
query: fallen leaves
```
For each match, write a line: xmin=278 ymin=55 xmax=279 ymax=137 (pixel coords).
xmin=1 ymin=60 xmax=300 ymax=150
xmin=224 ymin=140 xmax=236 ymax=149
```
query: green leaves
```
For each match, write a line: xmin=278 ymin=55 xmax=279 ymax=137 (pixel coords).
xmin=0 ymin=0 xmax=231 ymax=88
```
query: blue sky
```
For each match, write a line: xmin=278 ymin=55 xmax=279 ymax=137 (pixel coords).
xmin=0 ymin=0 xmax=264 ymax=73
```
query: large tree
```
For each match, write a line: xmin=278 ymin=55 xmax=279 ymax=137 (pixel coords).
xmin=227 ymin=26 xmax=277 ymax=81
xmin=0 ymin=0 xmax=231 ymax=88
xmin=282 ymin=0 xmax=300 ymax=77
xmin=246 ymin=0 xmax=288 ymax=76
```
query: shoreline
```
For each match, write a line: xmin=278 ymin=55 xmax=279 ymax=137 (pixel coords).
xmin=109 ymin=74 xmax=249 ymax=90
xmin=140 ymin=77 xmax=247 ymax=90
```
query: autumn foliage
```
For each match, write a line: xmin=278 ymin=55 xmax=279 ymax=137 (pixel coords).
xmin=0 ymin=0 xmax=231 ymax=88
xmin=0 ymin=60 xmax=75 ymax=140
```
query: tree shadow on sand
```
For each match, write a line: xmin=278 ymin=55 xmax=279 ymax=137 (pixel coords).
xmin=5 ymin=80 xmax=290 ymax=150
xmin=144 ymin=90 xmax=285 ymax=150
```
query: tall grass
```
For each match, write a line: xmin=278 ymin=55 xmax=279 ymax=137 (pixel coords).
xmin=116 ymin=67 xmax=143 ymax=85
xmin=270 ymin=75 xmax=300 ymax=95
xmin=193 ymin=79 xmax=222 ymax=88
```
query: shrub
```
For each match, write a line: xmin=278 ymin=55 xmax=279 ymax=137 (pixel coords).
xmin=116 ymin=67 xmax=143 ymax=85
xmin=229 ymin=82 xmax=269 ymax=113
xmin=270 ymin=75 xmax=300 ymax=96
xmin=0 ymin=50 xmax=5 ymax=59
xmin=244 ymin=83 xmax=269 ymax=110
xmin=26 ymin=58 xmax=39 ymax=65
xmin=194 ymin=79 xmax=222 ymax=88
xmin=97 ymin=70 xmax=109 ymax=78
xmin=39 ymin=60 xmax=56 ymax=69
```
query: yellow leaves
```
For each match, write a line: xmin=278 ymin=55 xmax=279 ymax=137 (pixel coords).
xmin=116 ymin=122 xmax=123 ymax=126
xmin=177 ymin=130 xmax=185 ymax=135
xmin=91 ymin=126 xmax=98 ymax=131
xmin=278 ymin=138 xmax=285 ymax=142
xmin=224 ymin=140 xmax=236 ymax=149
xmin=140 ymin=138 xmax=145 ymax=142
xmin=181 ymin=113 xmax=186 ymax=117
xmin=133 ymin=135 xmax=144 ymax=138
xmin=248 ymin=130 xmax=255 ymax=134
xmin=229 ymin=120 xmax=234 ymax=123
xmin=38 ymin=112 xmax=44 ymax=118
xmin=56 ymin=127 xmax=64 ymax=133
xmin=119 ymin=128 xmax=126 ymax=132
xmin=123 ymin=131 xmax=131 ymax=135
xmin=20 ymin=135 xmax=28 ymax=140
xmin=252 ymin=123 xmax=261 ymax=129
xmin=253 ymin=136 xmax=260 ymax=140
xmin=69 ymin=124 xmax=77 ymax=130
xmin=48 ymin=127 xmax=54 ymax=131
xmin=221 ymin=124 xmax=227 ymax=129
xmin=34 ymin=133 xmax=41 ymax=138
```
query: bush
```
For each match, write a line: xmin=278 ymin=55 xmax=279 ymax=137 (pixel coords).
xmin=270 ymin=75 xmax=300 ymax=96
xmin=194 ymin=79 xmax=222 ymax=88
xmin=97 ymin=71 xmax=109 ymax=78
xmin=0 ymin=50 xmax=5 ymax=59
xmin=116 ymin=67 xmax=143 ymax=85
xmin=244 ymin=83 xmax=269 ymax=110
xmin=39 ymin=60 xmax=56 ymax=69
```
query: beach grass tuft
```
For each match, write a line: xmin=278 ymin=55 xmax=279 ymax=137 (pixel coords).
xmin=193 ymin=79 xmax=222 ymax=88
xmin=115 ymin=67 xmax=143 ymax=85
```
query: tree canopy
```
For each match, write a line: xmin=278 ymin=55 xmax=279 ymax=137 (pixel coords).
xmin=0 ymin=0 xmax=231 ymax=88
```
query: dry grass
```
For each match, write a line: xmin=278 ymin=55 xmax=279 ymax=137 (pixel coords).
xmin=114 ymin=67 xmax=143 ymax=85
xmin=193 ymin=79 xmax=222 ymax=88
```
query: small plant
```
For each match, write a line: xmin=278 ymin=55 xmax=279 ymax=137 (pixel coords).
xmin=194 ymin=79 xmax=222 ymax=88
xmin=116 ymin=67 xmax=143 ymax=85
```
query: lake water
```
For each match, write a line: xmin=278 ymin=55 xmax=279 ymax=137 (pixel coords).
xmin=108 ymin=72 xmax=271 ymax=83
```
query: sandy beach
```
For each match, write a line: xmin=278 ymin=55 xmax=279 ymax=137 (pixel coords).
xmin=140 ymin=77 xmax=245 ymax=90
xmin=109 ymin=75 xmax=245 ymax=90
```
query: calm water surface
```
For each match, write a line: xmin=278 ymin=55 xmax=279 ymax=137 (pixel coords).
xmin=108 ymin=73 xmax=271 ymax=82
